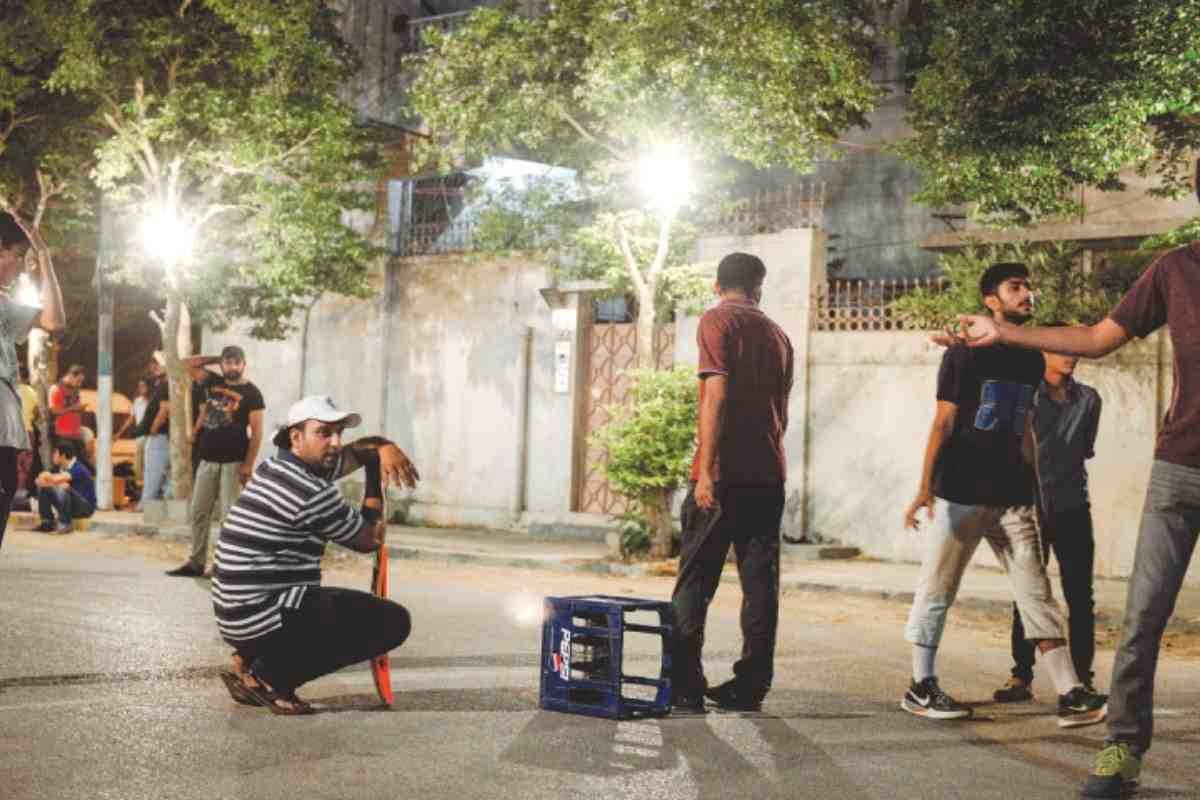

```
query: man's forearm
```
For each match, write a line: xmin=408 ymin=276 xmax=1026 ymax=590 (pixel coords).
xmin=917 ymin=422 xmax=950 ymax=494
xmin=340 ymin=437 xmax=392 ymax=476
xmin=696 ymin=394 xmax=725 ymax=480
xmin=998 ymin=320 xmax=1124 ymax=358
xmin=36 ymin=248 xmax=65 ymax=332
xmin=243 ymin=433 xmax=261 ymax=467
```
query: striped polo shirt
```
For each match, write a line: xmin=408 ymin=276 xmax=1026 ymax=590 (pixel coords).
xmin=212 ymin=449 xmax=361 ymax=644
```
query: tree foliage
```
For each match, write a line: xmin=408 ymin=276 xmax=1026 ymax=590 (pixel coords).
xmin=24 ymin=0 xmax=384 ymax=339
xmin=890 ymin=241 xmax=1152 ymax=329
xmin=411 ymin=0 xmax=884 ymax=179
xmin=900 ymin=0 xmax=1200 ymax=225
xmin=410 ymin=0 xmax=885 ymax=368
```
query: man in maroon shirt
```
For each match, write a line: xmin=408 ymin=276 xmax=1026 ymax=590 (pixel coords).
xmin=670 ymin=252 xmax=794 ymax=714
xmin=941 ymin=240 xmax=1200 ymax=797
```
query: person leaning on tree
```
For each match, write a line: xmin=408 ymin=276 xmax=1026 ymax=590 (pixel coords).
xmin=0 ymin=213 xmax=65 ymax=554
xmin=166 ymin=345 xmax=264 ymax=578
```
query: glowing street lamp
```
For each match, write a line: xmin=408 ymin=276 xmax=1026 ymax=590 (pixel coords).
xmin=635 ymin=142 xmax=694 ymax=212
xmin=138 ymin=203 xmax=197 ymax=271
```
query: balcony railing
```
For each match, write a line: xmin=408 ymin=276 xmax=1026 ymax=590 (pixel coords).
xmin=715 ymin=181 xmax=825 ymax=234
xmin=400 ymin=10 xmax=473 ymax=54
xmin=812 ymin=277 xmax=947 ymax=331
xmin=389 ymin=173 xmax=476 ymax=257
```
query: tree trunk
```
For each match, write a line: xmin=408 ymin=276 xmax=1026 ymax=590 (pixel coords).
xmin=647 ymin=487 xmax=675 ymax=559
xmin=27 ymin=329 xmax=55 ymax=468
xmin=635 ymin=278 xmax=657 ymax=370
xmin=162 ymin=298 xmax=193 ymax=501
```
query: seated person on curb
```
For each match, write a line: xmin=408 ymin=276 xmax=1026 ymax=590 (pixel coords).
xmin=34 ymin=440 xmax=96 ymax=533
xmin=212 ymin=395 xmax=420 ymax=715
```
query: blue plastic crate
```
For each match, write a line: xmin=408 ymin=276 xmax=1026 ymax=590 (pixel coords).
xmin=539 ymin=594 xmax=673 ymax=719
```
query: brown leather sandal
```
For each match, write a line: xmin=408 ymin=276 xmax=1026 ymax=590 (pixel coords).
xmin=219 ymin=670 xmax=260 ymax=706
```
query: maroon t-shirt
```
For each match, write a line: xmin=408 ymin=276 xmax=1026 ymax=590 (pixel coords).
xmin=1109 ymin=242 xmax=1200 ymax=467
xmin=689 ymin=299 xmax=794 ymax=485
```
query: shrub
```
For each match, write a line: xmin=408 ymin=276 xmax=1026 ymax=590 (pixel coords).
xmin=592 ymin=366 xmax=697 ymax=557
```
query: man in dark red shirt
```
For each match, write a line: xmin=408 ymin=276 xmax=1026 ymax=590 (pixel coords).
xmin=670 ymin=252 xmax=793 ymax=714
xmin=942 ymin=240 xmax=1200 ymax=798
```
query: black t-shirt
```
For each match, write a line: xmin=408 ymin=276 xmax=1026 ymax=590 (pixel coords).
xmin=137 ymin=377 xmax=170 ymax=438
xmin=932 ymin=343 xmax=1045 ymax=507
xmin=194 ymin=373 xmax=265 ymax=464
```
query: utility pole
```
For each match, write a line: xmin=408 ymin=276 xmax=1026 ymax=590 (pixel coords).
xmin=94 ymin=199 xmax=114 ymax=510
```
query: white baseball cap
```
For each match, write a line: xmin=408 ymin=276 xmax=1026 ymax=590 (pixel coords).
xmin=272 ymin=395 xmax=362 ymax=447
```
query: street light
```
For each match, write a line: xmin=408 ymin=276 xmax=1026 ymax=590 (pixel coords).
xmin=138 ymin=203 xmax=197 ymax=271
xmin=635 ymin=142 xmax=694 ymax=212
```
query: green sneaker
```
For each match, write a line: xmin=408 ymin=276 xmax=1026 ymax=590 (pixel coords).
xmin=1081 ymin=743 xmax=1141 ymax=798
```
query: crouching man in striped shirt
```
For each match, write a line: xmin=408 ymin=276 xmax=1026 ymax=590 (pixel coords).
xmin=212 ymin=395 xmax=419 ymax=714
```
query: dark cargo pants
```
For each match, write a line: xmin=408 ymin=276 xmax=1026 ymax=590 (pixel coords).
xmin=671 ymin=482 xmax=784 ymax=700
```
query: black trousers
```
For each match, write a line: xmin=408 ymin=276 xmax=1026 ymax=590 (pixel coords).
xmin=0 ymin=446 xmax=19 ymax=552
xmin=1010 ymin=504 xmax=1096 ymax=684
xmin=235 ymin=586 xmax=411 ymax=694
xmin=671 ymin=482 xmax=784 ymax=699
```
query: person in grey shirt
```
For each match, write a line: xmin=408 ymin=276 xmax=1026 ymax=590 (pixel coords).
xmin=0 ymin=212 xmax=65 ymax=553
xmin=993 ymin=329 xmax=1101 ymax=703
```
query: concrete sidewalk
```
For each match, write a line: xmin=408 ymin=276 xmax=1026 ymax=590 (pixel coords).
xmin=17 ymin=508 xmax=1200 ymax=633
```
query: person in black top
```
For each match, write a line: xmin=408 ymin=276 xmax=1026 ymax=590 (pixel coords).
xmin=899 ymin=263 xmax=1106 ymax=728
xmin=136 ymin=355 xmax=171 ymax=507
xmin=167 ymin=345 xmax=265 ymax=577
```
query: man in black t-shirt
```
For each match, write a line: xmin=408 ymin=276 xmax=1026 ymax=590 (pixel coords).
xmin=167 ymin=345 xmax=264 ymax=577
xmin=899 ymin=263 xmax=1106 ymax=728
xmin=136 ymin=355 xmax=171 ymax=507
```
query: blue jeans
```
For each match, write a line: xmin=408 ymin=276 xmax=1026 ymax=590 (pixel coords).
xmin=142 ymin=433 xmax=170 ymax=501
xmin=38 ymin=485 xmax=94 ymax=526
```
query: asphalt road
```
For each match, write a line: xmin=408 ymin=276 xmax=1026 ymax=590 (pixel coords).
xmin=1 ymin=531 xmax=1198 ymax=800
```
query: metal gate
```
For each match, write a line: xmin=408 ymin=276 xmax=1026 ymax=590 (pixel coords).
xmin=577 ymin=322 xmax=675 ymax=515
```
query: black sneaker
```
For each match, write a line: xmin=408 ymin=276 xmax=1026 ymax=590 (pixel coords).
xmin=993 ymin=676 xmax=1034 ymax=703
xmin=901 ymin=677 xmax=972 ymax=720
xmin=705 ymin=679 xmax=764 ymax=712
xmin=166 ymin=563 xmax=205 ymax=577
xmin=32 ymin=521 xmax=54 ymax=533
xmin=671 ymin=694 xmax=707 ymax=716
xmin=1058 ymin=685 xmax=1107 ymax=728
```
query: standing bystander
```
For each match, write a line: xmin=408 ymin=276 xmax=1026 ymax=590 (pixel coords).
xmin=15 ymin=365 xmax=39 ymax=509
xmin=937 ymin=237 xmax=1200 ymax=797
xmin=0 ymin=212 xmax=65 ymax=552
xmin=669 ymin=252 xmax=794 ymax=714
xmin=900 ymin=263 xmax=1105 ymax=729
xmin=115 ymin=377 xmax=151 ymax=494
xmin=136 ymin=355 xmax=171 ymax=507
xmin=167 ymin=345 xmax=264 ymax=577
xmin=993 ymin=334 xmax=1102 ymax=703
xmin=49 ymin=364 xmax=93 ymax=464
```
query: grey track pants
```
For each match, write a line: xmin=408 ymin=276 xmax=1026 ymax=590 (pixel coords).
xmin=1108 ymin=460 xmax=1200 ymax=754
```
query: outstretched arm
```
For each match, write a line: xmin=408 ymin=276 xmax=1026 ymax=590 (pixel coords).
xmin=934 ymin=317 xmax=1130 ymax=359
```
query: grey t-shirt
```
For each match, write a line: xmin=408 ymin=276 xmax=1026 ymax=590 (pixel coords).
xmin=1033 ymin=379 xmax=1101 ymax=515
xmin=0 ymin=297 xmax=41 ymax=450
